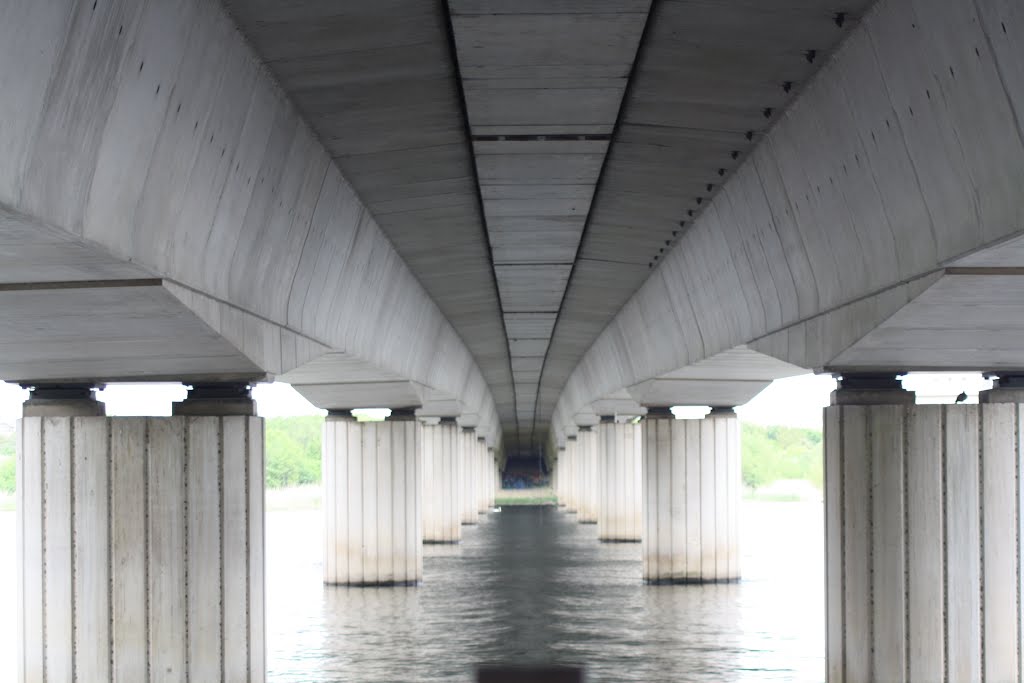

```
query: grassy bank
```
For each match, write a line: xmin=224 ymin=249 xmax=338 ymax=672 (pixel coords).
xmin=496 ymin=487 xmax=557 ymax=506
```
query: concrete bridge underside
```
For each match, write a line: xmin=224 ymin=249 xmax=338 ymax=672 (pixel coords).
xmin=9 ymin=0 xmax=1024 ymax=681
xmin=3 ymin=0 xmax=1019 ymax=452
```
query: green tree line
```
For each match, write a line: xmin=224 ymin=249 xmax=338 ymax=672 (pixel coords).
xmin=0 ymin=429 xmax=15 ymax=494
xmin=741 ymin=422 xmax=822 ymax=490
xmin=264 ymin=416 xmax=322 ymax=488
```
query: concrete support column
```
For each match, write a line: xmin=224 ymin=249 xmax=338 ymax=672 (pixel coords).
xmin=476 ymin=437 xmax=489 ymax=513
xmin=597 ymin=417 xmax=642 ymax=542
xmin=486 ymin=447 xmax=497 ymax=508
xmin=564 ymin=436 xmax=579 ymax=513
xmin=322 ymin=409 xmax=421 ymax=586
xmin=494 ymin=453 xmax=501 ymax=503
xmin=576 ymin=427 xmax=598 ymax=524
xmin=824 ymin=374 xmax=1024 ymax=683
xmin=559 ymin=450 xmax=568 ymax=507
xmin=17 ymin=384 xmax=265 ymax=683
xmin=642 ymin=407 xmax=740 ymax=583
xmin=421 ymin=417 xmax=461 ymax=544
xmin=459 ymin=427 xmax=478 ymax=525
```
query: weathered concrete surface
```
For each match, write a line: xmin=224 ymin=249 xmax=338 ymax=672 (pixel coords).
xmin=0 ymin=0 xmax=498 ymax=445
xmin=6 ymin=0 xmax=1024 ymax=455
xmin=552 ymin=0 xmax=1024 ymax=436
xmin=322 ymin=416 xmax=422 ymax=586
xmin=825 ymin=389 xmax=1024 ymax=682
xmin=459 ymin=427 xmax=480 ymax=525
xmin=17 ymin=413 xmax=265 ymax=683
xmin=220 ymin=0 xmax=872 ymax=450
xmin=575 ymin=427 xmax=598 ymax=524
xmin=561 ymin=437 xmax=579 ymax=514
xmin=221 ymin=0 xmax=518 ymax=444
xmin=597 ymin=419 xmax=642 ymax=542
xmin=422 ymin=419 xmax=462 ymax=543
xmin=475 ymin=438 xmax=491 ymax=513
xmin=642 ymin=411 xmax=741 ymax=584
xmin=450 ymin=0 xmax=650 ymax=445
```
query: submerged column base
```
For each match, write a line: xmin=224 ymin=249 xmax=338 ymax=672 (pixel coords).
xmin=642 ymin=407 xmax=740 ymax=583
xmin=597 ymin=417 xmax=642 ymax=542
xmin=322 ymin=413 xmax=422 ymax=586
xmin=422 ymin=418 xmax=461 ymax=544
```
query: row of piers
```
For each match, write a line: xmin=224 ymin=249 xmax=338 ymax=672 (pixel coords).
xmin=15 ymin=382 xmax=500 ymax=682
xmin=549 ymin=373 xmax=1024 ymax=681
xmin=16 ymin=372 xmax=1024 ymax=681
xmin=554 ymin=407 xmax=739 ymax=583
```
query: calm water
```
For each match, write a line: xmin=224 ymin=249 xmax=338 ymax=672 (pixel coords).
xmin=0 ymin=500 xmax=825 ymax=682
xmin=267 ymin=501 xmax=825 ymax=683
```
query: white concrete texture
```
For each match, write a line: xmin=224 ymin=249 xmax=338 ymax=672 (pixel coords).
xmin=553 ymin=453 xmax=564 ymax=505
xmin=551 ymin=0 xmax=1024 ymax=439
xmin=421 ymin=420 xmax=461 ymax=544
xmin=224 ymin=1 xmax=518 ymax=442
xmin=16 ymin=415 xmax=265 ymax=683
xmin=475 ymin=439 xmax=489 ymax=513
xmin=642 ymin=412 xmax=741 ymax=583
xmin=494 ymin=459 xmax=502 ymax=504
xmin=825 ymin=398 xmax=1024 ymax=683
xmin=563 ymin=438 xmax=579 ymax=513
xmin=322 ymin=417 xmax=422 ymax=586
xmin=597 ymin=420 xmax=642 ymax=542
xmin=576 ymin=428 xmax=599 ymax=524
xmin=0 ymin=0 xmax=499 ymax=444
xmin=459 ymin=429 xmax=479 ymax=525
xmin=486 ymin=449 xmax=497 ymax=508
xmin=448 ymin=1 xmax=650 ymax=446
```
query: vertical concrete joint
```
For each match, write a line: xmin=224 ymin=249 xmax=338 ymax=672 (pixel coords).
xmin=16 ymin=409 xmax=265 ymax=682
xmin=824 ymin=375 xmax=1024 ymax=682
xmin=322 ymin=417 xmax=422 ymax=586
xmin=641 ymin=408 xmax=741 ymax=584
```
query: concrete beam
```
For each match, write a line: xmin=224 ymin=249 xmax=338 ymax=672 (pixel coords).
xmin=553 ymin=0 xmax=1024 ymax=425
xmin=0 ymin=0 xmax=498 ymax=441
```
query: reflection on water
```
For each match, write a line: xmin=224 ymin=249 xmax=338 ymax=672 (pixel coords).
xmin=0 ymin=502 xmax=823 ymax=682
xmin=267 ymin=502 xmax=824 ymax=683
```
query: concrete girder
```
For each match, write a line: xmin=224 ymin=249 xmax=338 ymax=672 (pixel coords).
xmin=0 ymin=278 xmax=335 ymax=385
xmin=628 ymin=347 xmax=804 ymax=407
xmin=289 ymin=381 xmax=428 ymax=413
xmin=588 ymin=389 xmax=647 ymax=420
xmin=572 ymin=411 xmax=600 ymax=429
xmin=0 ymin=0 xmax=499 ymax=442
xmin=551 ymin=347 xmax=804 ymax=430
xmin=753 ymin=261 xmax=1024 ymax=374
xmin=552 ymin=0 xmax=1024 ymax=427
xmin=280 ymin=351 xmax=502 ymax=447
xmin=628 ymin=379 xmax=770 ymax=410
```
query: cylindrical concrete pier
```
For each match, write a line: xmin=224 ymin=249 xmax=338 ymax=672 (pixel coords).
xmin=564 ymin=436 xmax=579 ymax=513
xmin=322 ymin=412 xmax=421 ymax=586
xmin=486 ymin=447 xmax=496 ymax=509
xmin=17 ymin=392 xmax=265 ymax=683
xmin=459 ymin=427 xmax=478 ymax=525
xmin=824 ymin=377 xmax=1024 ymax=683
xmin=476 ymin=437 xmax=490 ymax=513
xmin=642 ymin=407 xmax=740 ymax=583
xmin=597 ymin=418 xmax=642 ymax=542
xmin=421 ymin=418 xmax=461 ymax=544
xmin=556 ymin=445 xmax=565 ymax=508
xmin=576 ymin=426 xmax=598 ymax=524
